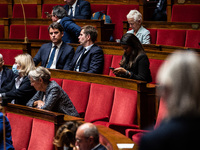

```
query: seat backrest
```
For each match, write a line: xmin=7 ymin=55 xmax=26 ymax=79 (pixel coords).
xmin=28 ymin=118 xmax=55 ymax=150
xmin=12 ymin=4 xmax=37 ymax=18
xmin=156 ymin=29 xmax=186 ymax=47
xmin=109 ymin=55 xmax=121 ymax=76
xmin=0 ymin=25 xmax=4 ymax=39
xmin=148 ymin=28 xmax=157 ymax=44
xmin=50 ymin=78 xmax=63 ymax=87
xmin=39 ymin=25 xmax=50 ymax=40
xmin=9 ymin=25 xmax=40 ymax=40
xmin=171 ymin=4 xmax=200 ymax=22
xmin=109 ymin=87 xmax=138 ymax=125
xmin=103 ymin=54 xmax=113 ymax=75
xmin=90 ymin=4 xmax=107 ymax=14
xmin=42 ymin=4 xmax=65 ymax=18
xmin=107 ymin=4 xmax=139 ymax=40
xmin=0 ymin=4 xmax=8 ymax=18
xmin=7 ymin=113 xmax=33 ymax=150
xmin=0 ymin=49 xmax=23 ymax=65
xmin=185 ymin=30 xmax=200 ymax=49
xmin=149 ymin=59 xmax=165 ymax=84
xmin=154 ymin=98 xmax=168 ymax=129
xmin=62 ymin=79 xmax=91 ymax=117
xmin=84 ymin=83 xmax=115 ymax=122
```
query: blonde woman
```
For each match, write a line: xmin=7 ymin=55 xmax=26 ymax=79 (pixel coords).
xmin=0 ymin=53 xmax=36 ymax=105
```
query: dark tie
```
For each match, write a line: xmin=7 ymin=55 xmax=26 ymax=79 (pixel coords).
xmin=74 ymin=48 xmax=86 ymax=71
xmin=46 ymin=46 xmax=57 ymax=68
xmin=69 ymin=6 xmax=73 ymax=17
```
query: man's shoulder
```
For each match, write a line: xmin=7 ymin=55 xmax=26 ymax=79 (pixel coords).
xmin=61 ymin=42 xmax=73 ymax=49
xmin=77 ymin=0 xmax=90 ymax=6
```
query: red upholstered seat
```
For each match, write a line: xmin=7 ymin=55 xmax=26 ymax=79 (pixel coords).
xmin=156 ymin=29 xmax=186 ymax=47
xmin=39 ymin=25 xmax=50 ymax=40
xmin=0 ymin=25 xmax=4 ymax=39
xmin=42 ymin=4 xmax=65 ymax=18
xmin=0 ymin=4 xmax=8 ymax=18
xmin=185 ymin=30 xmax=200 ymax=49
xmin=9 ymin=25 xmax=39 ymax=39
xmin=105 ymin=87 xmax=138 ymax=135
xmin=171 ymin=5 xmax=200 ymax=22
xmin=7 ymin=113 xmax=33 ymax=150
xmin=149 ymin=59 xmax=165 ymax=84
xmin=84 ymin=83 xmax=114 ymax=122
xmin=125 ymin=98 xmax=167 ymax=144
xmin=62 ymin=79 xmax=91 ymax=117
xmin=148 ymin=28 xmax=157 ymax=44
xmin=28 ymin=118 xmax=55 ymax=150
xmin=109 ymin=55 xmax=121 ymax=76
xmin=103 ymin=54 xmax=113 ymax=75
xmin=9 ymin=25 xmax=40 ymax=40
xmin=13 ymin=4 xmax=37 ymax=18
xmin=50 ymin=78 xmax=63 ymax=87
xmin=0 ymin=49 xmax=23 ymax=65
xmin=91 ymin=4 xmax=107 ymax=14
xmin=107 ymin=5 xmax=139 ymax=40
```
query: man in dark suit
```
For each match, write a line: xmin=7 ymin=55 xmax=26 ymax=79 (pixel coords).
xmin=0 ymin=54 xmax=14 ymax=89
xmin=70 ymin=25 xmax=104 ymax=74
xmin=75 ymin=123 xmax=107 ymax=150
xmin=33 ymin=22 xmax=74 ymax=70
xmin=63 ymin=0 xmax=91 ymax=19
xmin=51 ymin=5 xmax=81 ymax=43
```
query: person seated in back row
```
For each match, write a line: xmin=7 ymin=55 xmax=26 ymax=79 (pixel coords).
xmin=26 ymin=66 xmax=79 ymax=117
xmin=112 ymin=33 xmax=152 ymax=83
xmin=0 ymin=53 xmax=14 ymax=89
xmin=33 ymin=22 xmax=74 ymax=70
xmin=51 ymin=5 xmax=81 ymax=43
xmin=126 ymin=10 xmax=151 ymax=44
xmin=63 ymin=0 xmax=91 ymax=19
xmin=70 ymin=25 xmax=104 ymax=74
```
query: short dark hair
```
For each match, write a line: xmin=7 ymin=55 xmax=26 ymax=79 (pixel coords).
xmin=52 ymin=5 xmax=68 ymax=19
xmin=81 ymin=25 xmax=98 ymax=43
xmin=48 ymin=22 xmax=64 ymax=33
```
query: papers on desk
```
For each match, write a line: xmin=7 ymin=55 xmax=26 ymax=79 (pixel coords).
xmin=117 ymin=143 xmax=134 ymax=149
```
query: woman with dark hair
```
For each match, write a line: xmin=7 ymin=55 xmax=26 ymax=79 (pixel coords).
xmin=112 ymin=33 xmax=152 ymax=83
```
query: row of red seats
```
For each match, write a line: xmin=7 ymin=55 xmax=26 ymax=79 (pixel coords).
xmin=3 ymin=24 xmax=200 ymax=49
xmin=149 ymin=28 xmax=200 ymax=49
xmin=50 ymin=78 xmax=139 ymax=135
xmin=1 ymin=4 xmax=200 ymax=40
xmin=7 ymin=112 xmax=55 ymax=150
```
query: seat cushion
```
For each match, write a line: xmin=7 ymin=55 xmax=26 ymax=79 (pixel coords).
xmin=13 ymin=4 xmax=37 ymax=18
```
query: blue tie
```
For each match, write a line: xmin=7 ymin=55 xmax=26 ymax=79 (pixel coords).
xmin=69 ymin=6 xmax=73 ymax=17
xmin=46 ymin=46 xmax=57 ymax=68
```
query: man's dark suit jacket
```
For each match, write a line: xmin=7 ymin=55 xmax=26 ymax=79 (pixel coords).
xmin=70 ymin=44 xmax=104 ymax=74
xmin=93 ymin=144 xmax=107 ymax=150
xmin=63 ymin=0 xmax=91 ymax=19
xmin=33 ymin=42 xmax=74 ymax=70
xmin=0 ymin=75 xmax=36 ymax=105
xmin=0 ymin=66 xmax=14 ymax=88
xmin=139 ymin=116 xmax=200 ymax=150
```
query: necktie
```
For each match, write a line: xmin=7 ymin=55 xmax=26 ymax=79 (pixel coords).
xmin=46 ymin=46 xmax=57 ymax=68
xmin=69 ymin=6 xmax=73 ymax=17
xmin=74 ymin=48 xmax=86 ymax=71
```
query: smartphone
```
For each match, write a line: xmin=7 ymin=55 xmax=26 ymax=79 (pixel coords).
xmin=109 ymin=67 xmax=115 ymax=70
xmin=45 ymin=12 xmax=51 ymax=18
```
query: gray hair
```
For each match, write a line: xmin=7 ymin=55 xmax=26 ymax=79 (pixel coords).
xmin=127 ymin=10 xmax=142 ymax=22
xmin=157 ymin=50 xmax=200 ymax=119
xmin=52 ymin=5 xmax=68 ymax=19
xmin=29 ymin=66 xmax=51 ymax=84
